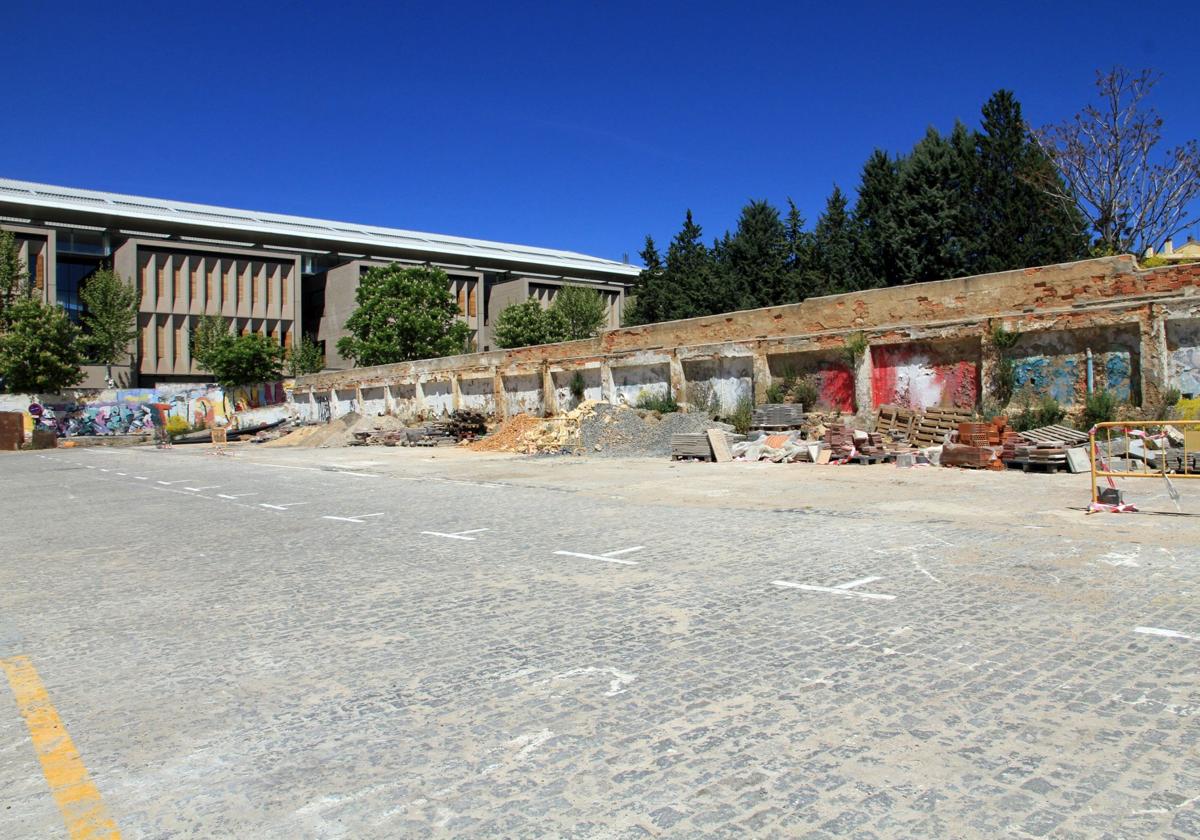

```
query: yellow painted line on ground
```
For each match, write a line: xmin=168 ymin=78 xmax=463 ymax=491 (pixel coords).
xmin=1 ymin=655 xmax=121 ymax=839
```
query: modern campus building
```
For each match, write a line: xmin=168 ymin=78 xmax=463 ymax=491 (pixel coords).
xmin=0 ymin=178 xmax=639 ymax=388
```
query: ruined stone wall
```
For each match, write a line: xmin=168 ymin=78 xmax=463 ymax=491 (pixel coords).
xmin=291 ymin=256 xmax=1200 ymax=421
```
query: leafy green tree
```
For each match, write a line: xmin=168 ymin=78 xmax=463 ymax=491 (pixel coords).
xmin=191 ymin=314 xmax=232 ymax=373
xmin=0 ymin=230 xmax=32 ymax=326
xmin=550 ymin=284 xmax=608 ymax=340
xmin=724 ymin=200 xmax=789 ymax=308
xmin=285 ymin=335 xmax=325 ymax=377
xmin=337 ymin=264 xmax=470 ymax=365
xmin=812 ymin=186 xmax=860 ymax=294
xmin=0 ymin=298 xmax=84 ymax=393
xmin=973 ymin=90 xmax=1088 ymax=273
xmin=493 ymin=299 xmax=567 ymax=348
xmin=80 ymin=268 xmax=139 ymax=386
xmin=204 ymin=332 xmax=285 ymax=389
xmin=854 ymin=150 xmax=902 ymax=288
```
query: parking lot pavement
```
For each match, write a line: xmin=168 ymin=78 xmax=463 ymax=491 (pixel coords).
xmin=2 ymin=445 xmax=1199 ymax=838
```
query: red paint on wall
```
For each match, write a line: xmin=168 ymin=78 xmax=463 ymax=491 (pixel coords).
xmin=871 ymin=344 xmax=979 ymax=410
xmin=816 ymin=364 xmax=854 ymax=412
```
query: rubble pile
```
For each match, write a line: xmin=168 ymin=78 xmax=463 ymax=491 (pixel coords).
xmin=579 ymin=403 xmax=732 ymax=458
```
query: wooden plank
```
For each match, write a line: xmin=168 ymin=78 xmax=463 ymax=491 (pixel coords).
xmin=707 ymin=429 xmax=732 ymax=463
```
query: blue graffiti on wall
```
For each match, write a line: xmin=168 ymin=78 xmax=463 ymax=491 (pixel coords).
xmin=1012 ymin=352 xmax=1130 ymax=404
xmin=1104 ymin=354 xmax=1131 ymax=401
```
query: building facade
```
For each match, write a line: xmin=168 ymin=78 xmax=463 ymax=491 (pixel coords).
xmin=0 ymin=178 xmax=638 ymax=387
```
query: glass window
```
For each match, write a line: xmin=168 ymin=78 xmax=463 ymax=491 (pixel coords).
xmin=55 ymin=257 xmax=101 ymax=322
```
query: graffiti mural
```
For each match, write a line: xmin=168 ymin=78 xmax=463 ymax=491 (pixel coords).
xmin=871 ymin=342 xmax=979 ymax=410
xmin=1009 ymin=327 xmax=1137 ymax=405
xmin=1167 ymin=319 xmax=1200 ymax=398
xmin=765 ymin=351 xmax=854 ymax=412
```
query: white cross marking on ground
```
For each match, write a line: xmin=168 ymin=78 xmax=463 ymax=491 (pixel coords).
xmin=323 ymin=513 xmax=385 ymax=524
xmin=772 ymin=576 xmax=896 ymax=601
xmin=421 ymin=528 xmax=489 ymax=540
xmin=554 ymin=545 xmax=644 ymax=565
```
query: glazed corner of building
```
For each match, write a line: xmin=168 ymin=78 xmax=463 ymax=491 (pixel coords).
xmin=0 ymin=177 xmax=639 ymax=389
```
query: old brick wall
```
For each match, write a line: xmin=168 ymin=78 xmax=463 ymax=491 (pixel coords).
xmin=292 ymin=257 xmax=1200 ymax=419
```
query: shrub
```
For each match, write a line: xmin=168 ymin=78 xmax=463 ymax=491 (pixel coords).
xmin=727 ymin=396 xmax=754 ymax=435
xmin=765 ymin=382 xmax=787 ymax=403
xmin=635 ymin=390 xmax=679 ymax=413
xmin=1082 ymin=389 xmax=1119 ymax=429
xmin=792 ymin=376 xmax=820 ymax=411
xmin=569 ymin=371 xmax=586 ymax=402
xmin=166 ymin=416 xmax=190 ymax=438
xmin=1011 ymin=388 xmax=1066 ymax=432
xmin=1149 ymin=386 xmax=1181 ymax=420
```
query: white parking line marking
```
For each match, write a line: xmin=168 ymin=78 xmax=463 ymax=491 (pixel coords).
xmin=184 ymin=486 xmax=220 ymax=492
xmin=217 ymin=493 xmax=257 ymax=499
xmin=555 ymin=551 xmax=639 ymax=566
xmin=602 ymin=546 xmax=645 ymax=557
xmin=421 ymin=528 xmax=489 ymax=540
xmin=156 ymin=480 xmax=194 ymax=486
xmin=115 ymin=472 xmax=127 ymax=476
xmin=835 ymin=576 xmax=881 ymax=590
xmin=134 ymin=476 xmax=149 ymax=480
xmin=1134 ymin=626 xmax=1196 ymax=641
xmin=323 ymin=513 xmax=385 ymax=524
xmin=773 ymin=579 xmax=896 ymax=601
xmin=259 ymin=502 xmax=308 ymax=511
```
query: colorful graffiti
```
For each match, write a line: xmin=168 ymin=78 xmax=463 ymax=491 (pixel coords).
xmin=1011 ymin=350 xmax=1132 ymax=404
xmin=871 ymin=343 xmax=979 ymax=410
xmin=811 ymin=362 xmax=854 ymax=412
xmin=11 ymin=381 xmax=288 ymax=437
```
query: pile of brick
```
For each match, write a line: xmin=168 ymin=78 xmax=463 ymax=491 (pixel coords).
xmin=823 ymin=425 xmax=856 ymax=460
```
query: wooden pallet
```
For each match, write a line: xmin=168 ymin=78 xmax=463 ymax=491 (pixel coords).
xmin=911 ymin=406 xmax=974 ymax=447
xmin=1020 ymin=424 xmax=1089 ymax=447
xmin=751 ymin=403 xmax=805 ymax=430
xmin=849 ymin=453 xmax=891 ymax=465
xmin=1009 ymin=458 xmax=1066 ymax=474
xmin=875 ymin=403 xmax=919 ymax=438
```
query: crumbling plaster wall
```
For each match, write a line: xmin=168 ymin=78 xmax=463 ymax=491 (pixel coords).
xmin=290 ymin=257 xmax=1200 ymax=418
xmin=1166 ymin=319 xmax=1200 ymax=398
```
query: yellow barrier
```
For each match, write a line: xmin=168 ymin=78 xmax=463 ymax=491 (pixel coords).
xmin=1089 ymin=419 xmax=1200 ymax=506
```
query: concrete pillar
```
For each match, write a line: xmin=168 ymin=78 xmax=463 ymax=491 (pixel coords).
xmin=854 ymin=343 xmax=874 ymax=417
xmin=328 ymin=388 xmax=339 ymax=418
xmin=307 ymin=388 xmax=317 ymax=422
xmin=978 ymin=324 xmax=998 ymax=408
xmin=600 ymin=362 xmax=616 ymax=404
xmin=1139 ymin=305 xmax=1169 ymax=408
xmin=751 ymin=348 xmax=771 ymax=405
xmin=414 ymin=378 xmax=427 ymax=416
xmin=383 ymin=384 xmax=395 ymax=416
xmin=668 ymin=352 xmax=686 ymax=405
xmin=354 ymin=385 xmax=364 ymax=415
xmin=451 ymin=374 xmax=463 ymax=412
xmin=492 ymin=368 xmax=507 ymax=421
xmin=541 ymin=365 xmax=557 ymax=416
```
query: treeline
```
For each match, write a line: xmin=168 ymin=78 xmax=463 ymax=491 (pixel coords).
xmin=627 ymin=91 xmax=1089 ymax=325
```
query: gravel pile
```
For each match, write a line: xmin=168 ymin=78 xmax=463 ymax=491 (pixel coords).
xmin=579 ymin=404 xmax=732 ymax=457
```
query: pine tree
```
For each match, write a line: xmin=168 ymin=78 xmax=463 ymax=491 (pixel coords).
xmin=893 ymin=125 xmax=974 ymax=283
xmin=783 ymin=198 xmax=818 ymax=302
xmin=812 ymin=187 xmax=860 ymax=294
xmin=973 ymin=90 xmax=1088 ymax=273
xmin=853 ymin=150 xmax=902 ymax=288
xmin=724 ymin=200 xmax=790 ymax=308
xmin=627 ymin=236 xmax=665 ymax=325
xmin=662 ymin=210 xmax=718 ymax=320
xmin=0 ymin=299 xmax=84 ymax=393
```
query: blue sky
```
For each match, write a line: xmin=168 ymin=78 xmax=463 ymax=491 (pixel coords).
xmin=6 ymin=1 xmax=1198 ymax=263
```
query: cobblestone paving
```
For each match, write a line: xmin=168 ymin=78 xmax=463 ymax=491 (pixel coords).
xmin=1 ymin=447 xmax=1198 ymax=838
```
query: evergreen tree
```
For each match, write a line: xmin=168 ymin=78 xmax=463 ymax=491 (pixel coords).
xmin=662 ymin=210 xmax=718 ymax=320
xmin=783 ymin=198 xmax=818 ymax=302
xmin=812 ymin=187 xmax=860 ymax=294
xmin=626 ymin=236 xmax=665 ymax=326
xmin=492 ymin=299 xmax=567 ymax=348
xmin=973 ymin=90 xmax=1088 ymax=273
xmin=854 ymin=150 xmax=902 ymax=288
xmin=893 ymin=125 xmax=974 ymax=283
xmin=724 ymin=200 xmax=789 ymax=308
xmin=0 ymin=230 xmax=32 ymax=326
xmin=551 ymin=285 xmax=608 ymax=340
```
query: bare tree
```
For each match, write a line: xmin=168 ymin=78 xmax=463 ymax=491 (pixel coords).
xmin=1035 ymin=68 xmax=1200 ymax=255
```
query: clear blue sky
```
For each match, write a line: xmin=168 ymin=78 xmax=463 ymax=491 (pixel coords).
xmin=7 ymin=1 xmax=1198 ymax=263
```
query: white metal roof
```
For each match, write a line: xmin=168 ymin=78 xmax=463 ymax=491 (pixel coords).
xmin=0 ymin=177 xmax=640 ymax=278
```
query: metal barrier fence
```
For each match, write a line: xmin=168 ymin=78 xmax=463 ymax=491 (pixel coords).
xmin=1089 ymin=419 xmax=1200 ymax=508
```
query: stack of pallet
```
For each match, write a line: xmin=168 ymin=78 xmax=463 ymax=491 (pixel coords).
xmin=751 ymin=403 xmax=806 ymax=430
xmin=670 ymin=431 xmax=741 ymax=461
xmin=1008 ymin=442 xmax=1069 ymax=472
xmin=911 ymin=407 xmax=975 ymax=447
xmin=874 ymin=404 xmax=919 ymax=443
xmin=823 ymin=425 xmax=856 ymax=460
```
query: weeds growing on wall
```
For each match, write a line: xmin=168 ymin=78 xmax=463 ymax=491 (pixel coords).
xmin=569 ymin=371 xmax=586 ymax=402
xmin=766 ymin=365 xmax=820 ymax=410
xmin=1011 ymin=387 xmax=1066 ymax=432
xmin=635 ymin=390 xmax=679 ymax=413
xmin=1148 ymin=387 xmax=1181 ymax=420
xmin=1082 ymin=389 xmax=1119 ymax=429
xmin=688 ymin=381 xmax=722 ymax=417
xmin=988 ymin=324 xmax=1021 ymax=406
xmin=727 ymin=396 xmax=754 ymax=435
